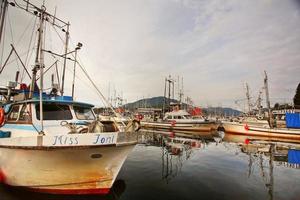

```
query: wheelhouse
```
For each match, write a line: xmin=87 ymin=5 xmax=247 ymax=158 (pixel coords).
xmin=4 ymin=99 xmax=95 ymax=124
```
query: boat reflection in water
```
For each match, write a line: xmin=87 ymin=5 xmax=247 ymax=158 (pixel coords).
xmin=225 ymin=133 xmax=300 ymax=200
xmin=0 ymin=179 xmax=126 ymax=200
xmin=138 ymin=130 xmax=300 ymax=200
xmin=139 ymin=130 xmax=225 ymax=183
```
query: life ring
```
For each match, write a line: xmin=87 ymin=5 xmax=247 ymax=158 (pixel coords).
xmin=0 ymin=107 xmax=5 ymax=126
xmin=257 ymin=116 xmax=263 ymax=120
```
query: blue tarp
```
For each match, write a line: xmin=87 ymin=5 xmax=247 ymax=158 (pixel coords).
xmin=288 ymin=149 xmax=300 ymax=164
xmin=285 ymin=113 xmax=300 ymax=128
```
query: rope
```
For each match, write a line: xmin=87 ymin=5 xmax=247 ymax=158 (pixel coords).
xmin=76 ymin=60 xmax=126 ymax=127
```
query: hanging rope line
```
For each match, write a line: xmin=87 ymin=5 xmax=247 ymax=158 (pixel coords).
xmin=76 ymin=60 xmax=126 ymax=126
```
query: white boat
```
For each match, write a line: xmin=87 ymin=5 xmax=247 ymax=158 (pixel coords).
xmin=0 ymin=98 xmax=138 ymax=194
xmin=220 ymin=121 xmax=300 ymax=140
xmin=218 ymin=71 xmax=300 ymax=140
xmin=0 ymin=0 xmax=138 ymax=195
xmin=142 ymin=109 xmax=217 ymax=132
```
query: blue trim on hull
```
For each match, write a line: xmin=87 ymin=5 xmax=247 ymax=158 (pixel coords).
xmin=1 ymin=124 xmax=38 ymax=131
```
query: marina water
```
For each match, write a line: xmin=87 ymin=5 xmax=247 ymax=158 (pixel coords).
xmin=1 ymin=130 xmax=300 ymax=200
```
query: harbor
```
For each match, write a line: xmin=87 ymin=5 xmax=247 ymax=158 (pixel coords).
xmin=1 ymin=0 xmax=300 ymax=199
xmin=1 ymin=130 xmax=300 ymax=200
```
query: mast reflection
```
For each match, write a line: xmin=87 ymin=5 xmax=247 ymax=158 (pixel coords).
xmin=139 ymin=130 xmax=224 ymax=183
xmin=233 ymin=134 xmax=300 ymax=200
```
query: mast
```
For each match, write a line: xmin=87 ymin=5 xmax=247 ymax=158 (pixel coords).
xmin=264 ymin=71 xmax=273 ymax=128
xmin=179 ymin=77 xmax=184 ymax=104
xmin=257 ymin=90 xmax=263 ymax=116
xmin=0 ymin=0 xmax=8 ymax=45
xmin=163 ymin=77 xmax=166 ymax=115
xmin=245 ymin=82 xmax=251 ymax=113
xmin=38 ymin=5 xmax=46 ymax=133
xmin=71 ymin=42 xmax=81 ymax=99
xmin=60 ymin=22 xmax=70 ymax=96
xmin=165 ymin=75 xmax=174 ymax=112
xmin=29 ymin=6 xmax=44 ymax=98
xmin=168 ymin=75 xmax=171 ymax=110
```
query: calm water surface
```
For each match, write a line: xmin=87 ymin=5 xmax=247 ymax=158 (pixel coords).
xmin=1 ymin=130 xmax=300 ymax=200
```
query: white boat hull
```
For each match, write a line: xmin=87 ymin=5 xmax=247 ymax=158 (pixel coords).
xmin=141 ymin=121 xmax=217 ymax=132
xmin=221 ymin=122 xmax=300 ymax=140
xmin=0 ymin=132 xmax=137 ymax=194
xmin=0 ymin=145 xmax=134 ymax=194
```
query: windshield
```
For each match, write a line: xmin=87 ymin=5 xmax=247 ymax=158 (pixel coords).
xmin=36 ymin=103 xmax=72 ymax=120
xmin=73 ymin=105 xmax=95 ymax=120
xmin=183 ymin=115 xmax=191 ymax=119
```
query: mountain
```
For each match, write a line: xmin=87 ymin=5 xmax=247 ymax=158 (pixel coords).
xmin=124 ymin=96 xmax=242 ymax=116
xmin=203 ymin=107 xmax=241 ymax=116
xmin=125 ymin=96 xmax=178 ymax=110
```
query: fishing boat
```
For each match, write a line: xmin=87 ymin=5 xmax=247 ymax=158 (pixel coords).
xmin=220 ymin=121 xmax=300 ymax=140
xmin=219 ymin=72 xmax=300 ymax=140
xmin=140 ymin=76 xmax=217 ymax=133
xmin=142 ymin=109 xmax=217 ymax=132
xmin=0 ymin=0 xmax=138 ymax=195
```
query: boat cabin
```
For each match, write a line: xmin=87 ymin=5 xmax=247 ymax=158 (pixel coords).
xmin=1 ymin=97 xmax=119 ymax=138
xmin=163 ymin=110 xmax=205 ymax=123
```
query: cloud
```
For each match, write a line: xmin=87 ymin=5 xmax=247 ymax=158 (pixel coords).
xmin=1 ymin=0 xmax=300 ymax=109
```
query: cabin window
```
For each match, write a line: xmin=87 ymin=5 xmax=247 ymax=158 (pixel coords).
xmin=167 ymin=116 xmax=172 ymax=119
xmin=19 ymin=105 xmax=31 ymax=122
xmin=35 ymin=104 xmax=72 ymax=120
xmin=178 ymin=116 xmax=182 ymax=119
xmin=7 ymin=104 xmax=31 ymax=123
xmin=73 ymin=106 xmax=95 ymax=120
xmin=7 ymin=105 xmax=21 ymax=121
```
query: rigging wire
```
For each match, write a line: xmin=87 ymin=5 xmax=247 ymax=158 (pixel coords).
xmin=50 ymin=25 xmax=67 ymax=82
xmin=52 ymin=25 xmax=64 ymax=45
xmin=0 ymin=7 xmax=7 ymax=67
xmin=65 ymin=65 xmax=100 ymax=98
xmin=13 ymin=0 xmax=35 ymax=11
xmin=22 ymin=15 xmax=37 ymax=82
xmin=76 ymin=60 xmax=126 ymax=126
xmin=7 ymin=9 xmax=20 ymax=72
xmin=15 ymin=15 xmax=34 ymax=46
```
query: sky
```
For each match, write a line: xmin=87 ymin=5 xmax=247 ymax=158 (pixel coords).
xmin=1 ymin=0 xmax=300 ymax=110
